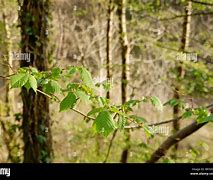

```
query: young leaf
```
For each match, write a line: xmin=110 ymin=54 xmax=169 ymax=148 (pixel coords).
xmin=87 ymin=107 xmax=105 ymax=116
xmin=24 ymin=81 xmax=31 ymax=92
xmin=60 ymin=92 xmax=77 ymax=111
xmin=80 ymin=68 xmax=95 ymax=89
xmin=163 ymin=98 xmax=179 ymax=106
xmin=68 ymin=66 xmax=78 ymax=75
xmin=10 ymin=73 xmax=30 ymax=88
xmin=204 ymin=115 xmax=213 ymax=122
xmin=51 ymin=67 xmax=61 ymax=79
xmin=75 ymin=90 xmax=90 ymax=103
xmin=130 ymin=115 xmax=147 ymax=124
xmin=143 ymin=124 xmax=154 ymax=138
xmin=150 ymin=96 xmax=163 ymax=111
xmin=182 ymin=110 xmax=193 ymax=119
xmin=50 ymin=80 xmax=61 ymax=93
xmin=29 ymin=75 xmax=37 ymax=93
xmin=43 ymin=80 xmax=61 ymax=94
xmin=93 ymin=111 xmax=117 ymax=137
xmin=123 ymin=99 xmax=141 ymax=110
xmin=117 ymin=115 xmax=126 ymax=129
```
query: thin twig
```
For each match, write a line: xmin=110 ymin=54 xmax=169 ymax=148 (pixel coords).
xmin=72 ymin=108 xmax=95 ymax=120
xmin=191 ymin=0 xmax=213 ymax=6
xmin=158 ymin=12 xmax=213 ymax=21
xmin=103 ymin=129 xmax=118 ymax=163
xmin=36 ymin=89 xmax=52 ymax=99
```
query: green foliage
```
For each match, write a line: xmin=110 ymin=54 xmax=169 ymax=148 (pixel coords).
xmin=8 ymin=66 xmax=213 ymax=139
xmin=79 ymin=67 xmax=95 ymax=89
xmin=28 ymin=75 xmax=37 ymax=92
xmin=150 ymin=96 xmax=163 ymax=111
xmin=93 ymin=111 xmax=117 ymax=137
xmin=130 ymin=115 xmax=146 ymax=123
xmin=43 ymin=80 xmax=61 ymax=94
xmin=60 ymin=92 xmax=77 ymax=112
xmin=10 ymin=73 xmax=30 ymax=88
xmin=182 ymin=110 xmax=193 ymax=119
xmin=117 ymin=115 xmax=126 ymax=130
xmin=87 ymin=107 xmax=106 ymax=116
xmin=164 ymin=98 xmax=179 ymax=107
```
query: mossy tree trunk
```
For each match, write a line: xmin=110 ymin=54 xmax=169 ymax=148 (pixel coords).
xmin=19 ymin=0 xmax=52 ymax=163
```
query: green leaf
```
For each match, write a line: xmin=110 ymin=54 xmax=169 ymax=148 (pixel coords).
xmin=29 ymin=75 xmax=37 ymax=92
xmin=102 ymin=80 xmax=111 ymax=92
xmin=80 ymin=68 xmax=95 ymax=89
xmin=10 ymin=73 xmax=30 ymax=88
xmin=51 ymin=67 xmax=61 ymax=79
xmin=123 ymin=99 xmax=141 ymax=110
xmin=163 ymin=98 xmax=179 ymax=106
xmin=87 ymin=107 xmax=105 ymax=116
xmin=117 ymin=115 xmax=126 ymax=129
xmin=195 ymin=108 xmax=209 ymax=124
xmin=150 ymin=96 xmax=163 ymax=111
xmin=29 ymin=67 xmax=38 ymax=73
xmin=143 ymin=124 xmax=154 ymax=138
xmin=43 ymin=80 xmax=61 ymax=94
xmin=24 ymin=81 xmax=31 ymax=92
xmin=50 ymin=80 xmax=61 ymax=93
xmin=204 ymin=115 xmax=213 ymax=122
xmin=68 ymin=66 xmax=78 ymax=75
xmin=60 ymin=92 xmax=77 ymax=112
xmin=75 ymin=90 xmax=90 ymax=103
xmin=130 ymin=115 xmax=147 ymax=123
xmin=97 ymin=97 xmax=109 ymax=106
xmin=93 ymin=111 xmax=117 ymax=137
xmin=196 ymin=115 xmax=208 ymax=124
xmin=182 ymin=110 xmax=193 ymax=119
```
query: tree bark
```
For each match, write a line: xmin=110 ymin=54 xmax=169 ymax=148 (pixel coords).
xmin=117 ymin=0 xmax=131 ymax=163
xmin=106 ymin=0 xmax=114 ymax=99
xmin=20 ymin=0 xmax=52 ymax=163
xmin=173 ymin=0 xmax=192 ymax=152
xmin=1 ymin=0 xmax=14 ymax=116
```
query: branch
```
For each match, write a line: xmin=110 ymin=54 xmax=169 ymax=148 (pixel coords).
xmin=126 ymin=104 xmax=213 ymax=129
xmin=191 ymin=0 xmax=213 ymax=6
xmin=36 ymin=89 xmax=95 ymax=121
xmin=146 ymin=107 xmax=213 ymax=163
xmin=0 ymin=74 xmax=14 ymax=79
xmin=72 ymin=108 xmax=95 ymax=120
xmin=103 ymin=129 xmax=118 ymax=163
xmin=148 ymin=116 xmax=182 ymax=126
xmin=158 ymin=12 xmax=213 ymax=21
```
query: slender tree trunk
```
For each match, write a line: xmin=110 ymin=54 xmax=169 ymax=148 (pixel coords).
xmin=106 ymin=0 xmax=114 ymax=99
xmin=1 ymin=0 xmax=14 ymax=116
xmin=118 ymin=0 xmax=131 ymax=163
xmin=20 ymin=0 xmax=52 ymax=163
xmin=56 ymin=8 xmax=64 ymax=61
xmin=1 ymin=0 xmax=17 ymax=162
xmin=173 ymin=0 xmax=192 ymax=153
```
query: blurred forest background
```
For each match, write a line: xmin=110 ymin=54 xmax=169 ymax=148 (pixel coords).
xmin=0 ymin=0 xmax=212 ymax=163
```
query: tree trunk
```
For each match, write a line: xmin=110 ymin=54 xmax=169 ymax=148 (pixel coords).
xmin=1 ymin=0 xmax=14 ymax=116
xmin=106 ymin=0 xmax=114 ymax=99
xmin=20 ymin=0 xmax=52 ymax=163
xmin=118 ymin=0 xmax=131 ymax=163
xmin=173 ymin=0 xmax=192 ymax=153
